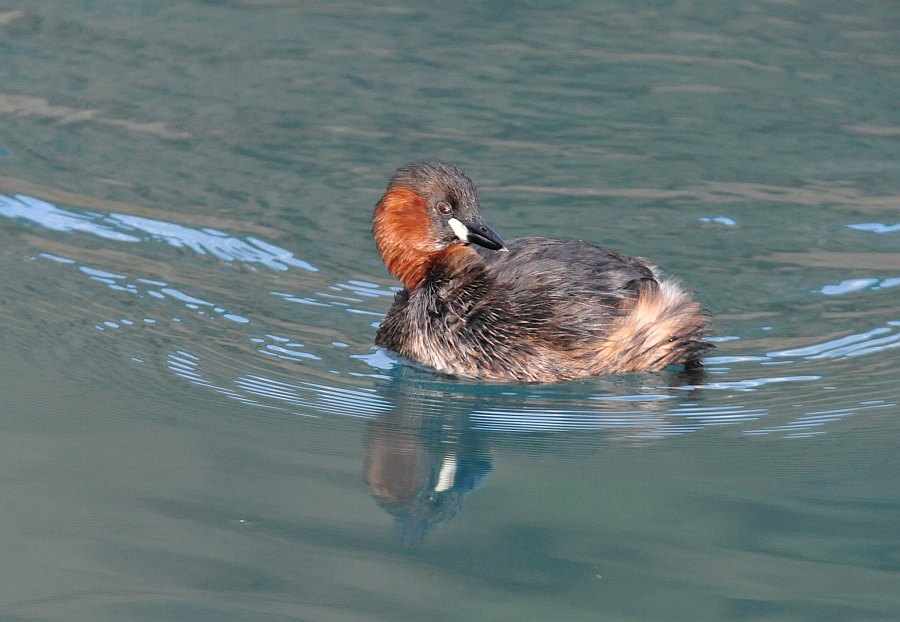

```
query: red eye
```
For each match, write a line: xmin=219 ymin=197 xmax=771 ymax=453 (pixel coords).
xmin=436 ymin=201 xmax=452 ymax=215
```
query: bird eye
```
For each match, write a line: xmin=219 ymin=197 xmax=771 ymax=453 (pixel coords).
xmin=436 ymin=201 xmax=452 ymax=215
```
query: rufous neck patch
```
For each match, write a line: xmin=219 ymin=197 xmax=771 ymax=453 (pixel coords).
xmin=374 ymin=186 xmax=437 ymax=290
xmin=374 ymin=186 xmax=478 ymax=290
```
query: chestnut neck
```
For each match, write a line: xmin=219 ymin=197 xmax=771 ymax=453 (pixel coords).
xmin=374 ymin=186 xmax=477 ymax=290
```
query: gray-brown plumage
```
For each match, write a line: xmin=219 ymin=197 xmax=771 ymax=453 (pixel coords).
xmin=373 ymin=161 xmax=712 ymax=382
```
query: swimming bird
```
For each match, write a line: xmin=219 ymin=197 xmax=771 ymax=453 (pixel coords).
xmin=373 ymin=161 xmax=711 ymax=382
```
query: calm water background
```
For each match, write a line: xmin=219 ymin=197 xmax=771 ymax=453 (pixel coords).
xmin=1 ymin=1 xmax=899 ymax=620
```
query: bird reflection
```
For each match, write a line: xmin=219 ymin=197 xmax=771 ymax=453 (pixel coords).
xmin=364 ymin=389 xmax=491 ymax=549
xmin=363 ymin=364 xmax=707 ymax=547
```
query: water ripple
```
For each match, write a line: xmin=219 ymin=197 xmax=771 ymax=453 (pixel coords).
xmin=847 ymin=223 xmax=900 ymax=234
xmin=1 ymin=194 xmax=140 ymax=241
xmin=744 ymin=402 xmax=894 ymax=438
xmin=6 ymin=194 xmax=896 ymax=443
xmin=1 ymin=193 xmax=316 ymax=272
xmin=767 ymin=324 xmax=900 ymax=359
xmin=469 ymin=403 xmax=769 ymax=437
xmin=819 ymin=278 xmax=900 ymax=295
xmin=32 ymin=251 xmax=254 ymax=328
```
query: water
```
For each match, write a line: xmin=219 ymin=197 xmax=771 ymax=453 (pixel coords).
xmin=2 ymin=1 xmax=898 ymax=620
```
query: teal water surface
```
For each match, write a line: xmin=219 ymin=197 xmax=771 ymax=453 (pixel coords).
xmin=1 ymin=2 xmax=898 ymax=621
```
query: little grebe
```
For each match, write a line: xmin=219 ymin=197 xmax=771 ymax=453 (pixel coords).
xmin=373 ymin=161 xmax=711 ymax=382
